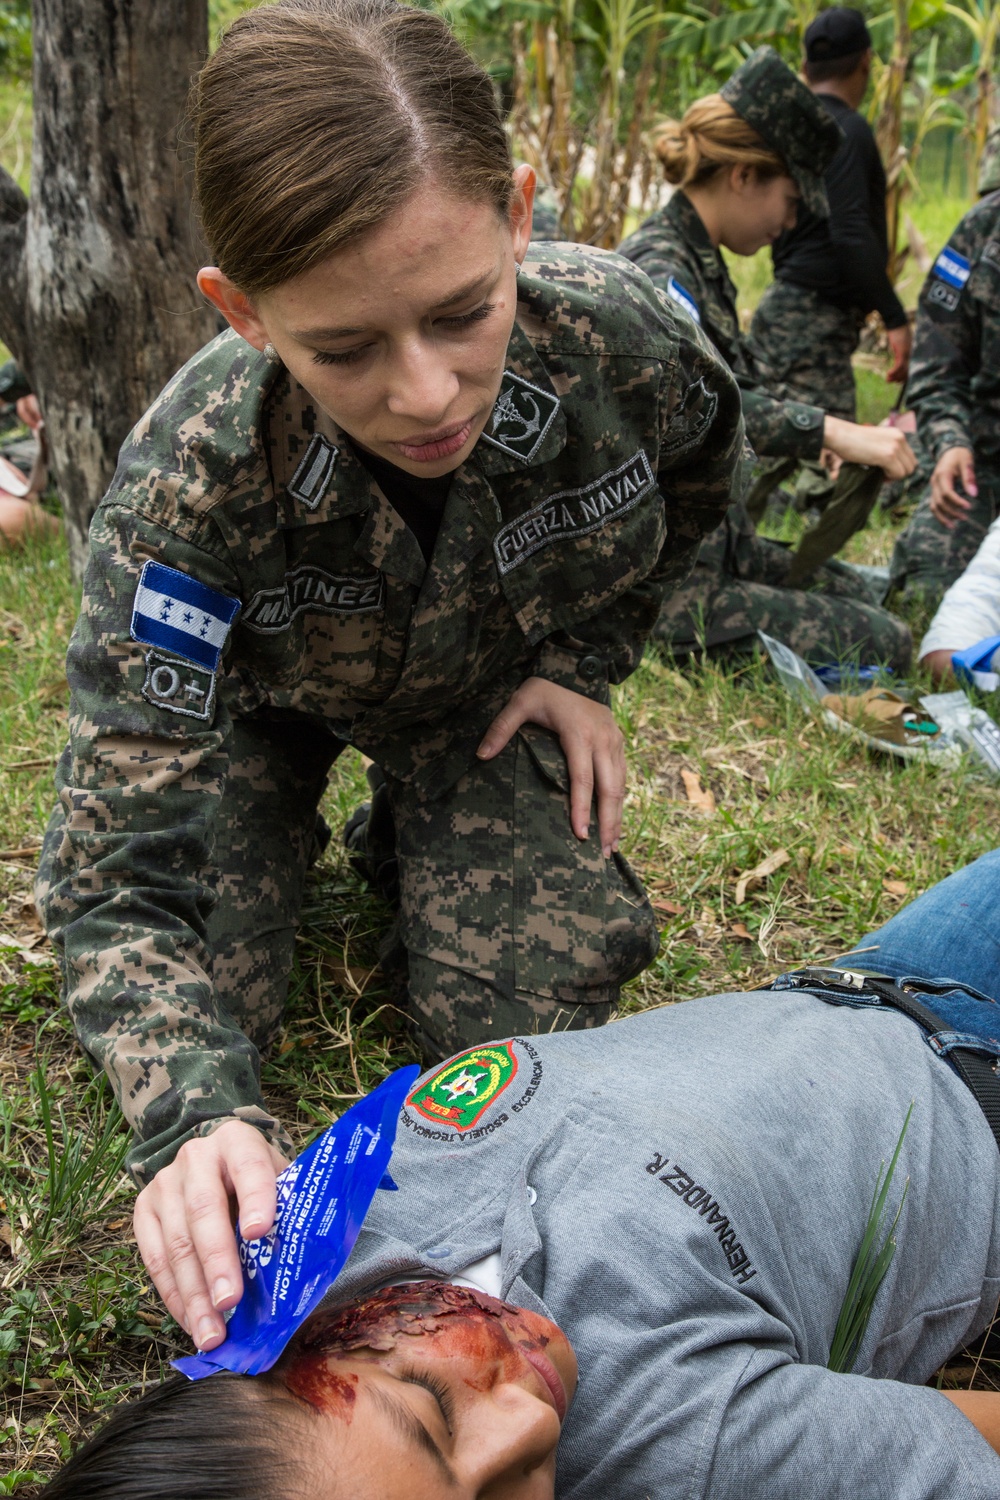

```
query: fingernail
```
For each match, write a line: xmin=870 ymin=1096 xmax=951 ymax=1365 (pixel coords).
xmin=212 ymin=1278 xmax=233 ymax=1308
xmin=199 ymin=1316 xmax=222 ymax=1349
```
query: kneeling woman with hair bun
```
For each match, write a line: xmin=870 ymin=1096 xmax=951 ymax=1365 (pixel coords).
xmin=619 ymin=47 xmax=915 ymax=667
xmin=33 ymin=0 xmax=743 ymax=1361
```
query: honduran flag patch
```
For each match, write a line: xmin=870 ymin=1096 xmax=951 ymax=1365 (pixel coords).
xmin=666 ymin=276 xmax=701 ymax=325
xmin=131 ymin=561 xmax=240 ymax=672
xmin=933 ymin=246 xmax=971 ymax=289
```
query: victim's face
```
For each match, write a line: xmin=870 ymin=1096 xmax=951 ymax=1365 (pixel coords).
xmin=278 ymin=1283 xmax=578 ymax=1500
xmin=215 ymin=171 xmax=534 ymax=479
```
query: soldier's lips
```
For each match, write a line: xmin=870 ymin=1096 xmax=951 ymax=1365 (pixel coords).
xmin=391 ymin=421 xmax=474 ymax=463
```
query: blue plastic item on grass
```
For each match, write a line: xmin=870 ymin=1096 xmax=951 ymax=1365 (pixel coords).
xmin=812 ymin=664 xmax=894 ymax=689
xmin=174 ymin=1062 xmax=420 ymax=1379
xmin=952 ymin=634 xmax=1000 ymax=690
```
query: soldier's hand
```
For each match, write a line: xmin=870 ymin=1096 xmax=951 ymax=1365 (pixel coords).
xmin=822 ymin=417 xmax=916 ymax=480
xmin=931 ymin=447 xmax=977 ymax=528
xmin=885 ymin=323 xmax=912 ymax=384
xmin=133 ymin=1120 xmax=290 ymax=1353
xmin=477 ymin=676 xmax=626 ymax=857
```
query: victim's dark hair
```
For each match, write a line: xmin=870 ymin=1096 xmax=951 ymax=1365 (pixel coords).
xmin=37 ymin=1374 xmax=315 ymax=1500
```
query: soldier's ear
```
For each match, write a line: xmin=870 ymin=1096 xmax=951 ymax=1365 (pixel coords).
xmin=509 ymin=164 xmax=537 ymax=266
xmin=197 ymin=268 xmax=270 ymax=351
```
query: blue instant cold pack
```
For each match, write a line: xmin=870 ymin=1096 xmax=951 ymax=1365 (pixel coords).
xmin=174 ymin=1063 xmax=420 ymax=1380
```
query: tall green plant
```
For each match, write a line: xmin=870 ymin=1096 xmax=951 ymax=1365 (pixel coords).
xmin=509 ymin=0 xmax=670 ymax=243
xmin=943 ymin=0 xmax=1000 ymax=164
xmin=828 ymin=1104 xmax=912 ymax=1375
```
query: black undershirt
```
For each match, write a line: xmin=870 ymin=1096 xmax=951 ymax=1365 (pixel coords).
xmin=349 ymin=441 xmax=453 ymax=565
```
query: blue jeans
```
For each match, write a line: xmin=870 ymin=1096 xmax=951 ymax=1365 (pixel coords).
xmin=827 ymin=847 xmax=1000 ymax=1054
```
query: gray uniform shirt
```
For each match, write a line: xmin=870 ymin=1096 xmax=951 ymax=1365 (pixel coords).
xmin=332 ymin=992 xmax=1000 ymax=1498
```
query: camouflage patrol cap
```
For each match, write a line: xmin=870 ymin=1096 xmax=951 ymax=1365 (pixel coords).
xmin=978 ymin=123 xmax=1000 ymax=197
xmin=720 ymin=45 xmax=844 ymax=217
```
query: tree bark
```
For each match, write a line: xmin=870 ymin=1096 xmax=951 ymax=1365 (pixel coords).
xmin=0 ymin=0 xmax=218 ymax=578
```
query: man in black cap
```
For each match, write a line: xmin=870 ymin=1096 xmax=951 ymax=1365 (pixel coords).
xmin=750 ymin=8 xmax=910 ymax=438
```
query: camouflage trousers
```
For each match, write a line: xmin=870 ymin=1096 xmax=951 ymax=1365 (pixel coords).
xmin=654 ymin=503 xmax=912 ymax=671
xmin=37 ymin=713 xmax=659 ymax=1069
xmin=749 ymin=280 xmax=864 ymax=419
xmin=889 ymin=462 xmax=1000 ymax=611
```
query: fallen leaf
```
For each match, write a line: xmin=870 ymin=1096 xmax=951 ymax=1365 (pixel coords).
xmin=0 ymin=1220 xmax=11 ymax=1248
xmin=320 ymin=959 xmax=377 ymax=996
xmin=680 ymin=769 xmax=715 ymax=815
xmin=882 ymin=879 xmax=908 ymax=896
xmin=652 ymin=898 xmax=683 ymax=916
xmin=735 ymin=848 xmax=790 ymax=905
xmin=728 ymin=921 xmax=754 ymax=942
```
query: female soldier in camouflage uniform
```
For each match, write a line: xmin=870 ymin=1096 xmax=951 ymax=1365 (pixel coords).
xmin=34 ymin=0 xmax=743 ymax=1354
xmin=619 ymin=47 xmax=913 ymax=668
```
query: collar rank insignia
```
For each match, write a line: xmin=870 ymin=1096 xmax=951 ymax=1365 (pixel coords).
xmin=407 ymin=1042 xmax=518 ymax=1131
xmin=288 ymin=433 xmax=339 ymax=511
xmin=482 ymin=372 xmax=560 ymax=463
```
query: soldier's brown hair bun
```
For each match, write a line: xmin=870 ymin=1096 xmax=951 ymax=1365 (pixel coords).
xmin=191 ymin=0 xmax=514 ymax=295
xmin=651 ymin=95 xmax=787 ymax=188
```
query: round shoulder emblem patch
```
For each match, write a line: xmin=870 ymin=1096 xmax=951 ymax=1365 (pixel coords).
xmin=408 ymin=1042 xmax=519 ymax=1131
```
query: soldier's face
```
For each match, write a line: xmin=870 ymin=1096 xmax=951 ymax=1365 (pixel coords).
xmin=721 ymin=169 xmax=800 ymax=256
xmin=201 ymin=169 xmax=535 ymax=479
xmin=277 ymin=1284 xmax=578 ymax=1499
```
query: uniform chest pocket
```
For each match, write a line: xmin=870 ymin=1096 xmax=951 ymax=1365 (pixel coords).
xmin=495 ymin=455 xmax=668 ymax=642
xmin=239 ymin=566 xmax=388 ymax=691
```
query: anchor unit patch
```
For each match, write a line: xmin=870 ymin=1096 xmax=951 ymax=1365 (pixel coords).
xmin=407 ymin=1042 xmax=519 ymax=1131
xmin=482 ymin=372 xmax=560 ymax=462
xmin=494 ymin=451 xmax=656 ymax=575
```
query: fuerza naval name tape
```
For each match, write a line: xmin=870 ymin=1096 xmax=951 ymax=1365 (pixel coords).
xmin=174 ymin=1064 xmax=419 ymax=1381
xmin=130 ymin=560 xmax=241 ymax=672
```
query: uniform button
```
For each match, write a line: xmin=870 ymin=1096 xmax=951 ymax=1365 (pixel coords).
xmin=578 ymin=655 xmax=603 ymax=681
xmin=526 ymin=1186 xmax=538 ymax=1205
xmin=792 ymin=409 xmax=820 ymax=428
xmin=425 ymin=1246 xmax=451 ymax=1259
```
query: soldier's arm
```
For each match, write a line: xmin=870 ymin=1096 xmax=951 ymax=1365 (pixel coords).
xmin=530 ymin=310 xmax=744 ymax=711
xmin=40 ymin=500 xmax=294 ymax=1188
xmin=908 ymin=217 xmax=984 ymax=464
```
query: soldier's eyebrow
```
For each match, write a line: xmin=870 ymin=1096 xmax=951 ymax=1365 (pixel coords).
xmin=369 ymin=1381 xmax=458 ymax=1486
xmin=289 ymin=267 xmax=500 ymax=343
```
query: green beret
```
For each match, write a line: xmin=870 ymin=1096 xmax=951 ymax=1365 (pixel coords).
xmin=720 ymin=46 xmax=844 ymax=217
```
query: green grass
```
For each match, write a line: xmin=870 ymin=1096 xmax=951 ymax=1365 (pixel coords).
xmin=0 ymin=58 xmax=998 ymax=1486
xmin=2 ymin=496 xmax=1000 ymax=1487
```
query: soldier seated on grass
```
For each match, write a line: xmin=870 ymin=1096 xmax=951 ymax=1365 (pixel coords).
xmin=39 ymin=848 xmax=1000 ymax=1499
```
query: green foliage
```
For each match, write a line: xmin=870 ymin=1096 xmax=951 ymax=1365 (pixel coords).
xmin=828 ymin=1104 xmax=913 ymax=1373
xmin=0 ymin=0 xmax=30 ymax=82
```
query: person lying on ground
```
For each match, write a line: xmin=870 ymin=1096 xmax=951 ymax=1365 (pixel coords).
xmin=39 ymin=845 xmax=1000 ymax=1500
xmin=617 ymin=48 xmax=913 ymax=670
xmin=32 ymin=0 xmax=744 ymax=1355
xmin=889 ymin=184 xmax=1000 ymax=609
xmin=914 ymin=513 xmax=1000 ymax=681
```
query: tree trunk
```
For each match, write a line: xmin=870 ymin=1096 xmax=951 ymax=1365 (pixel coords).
xmin=0 ymin=0 xmax=218 ymax=578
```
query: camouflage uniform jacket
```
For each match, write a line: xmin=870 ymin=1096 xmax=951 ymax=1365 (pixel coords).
xmin=618 ymin=192 xmax=826 ymax=463
xmin=48 ymin=245 xmax=743 ymax=1181
xmin=909 ymin=193 xmax=1000 ymax=469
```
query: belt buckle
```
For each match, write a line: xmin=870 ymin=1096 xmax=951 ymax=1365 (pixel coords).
xmin=795 ymin=966 xmax=868 ymax=991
